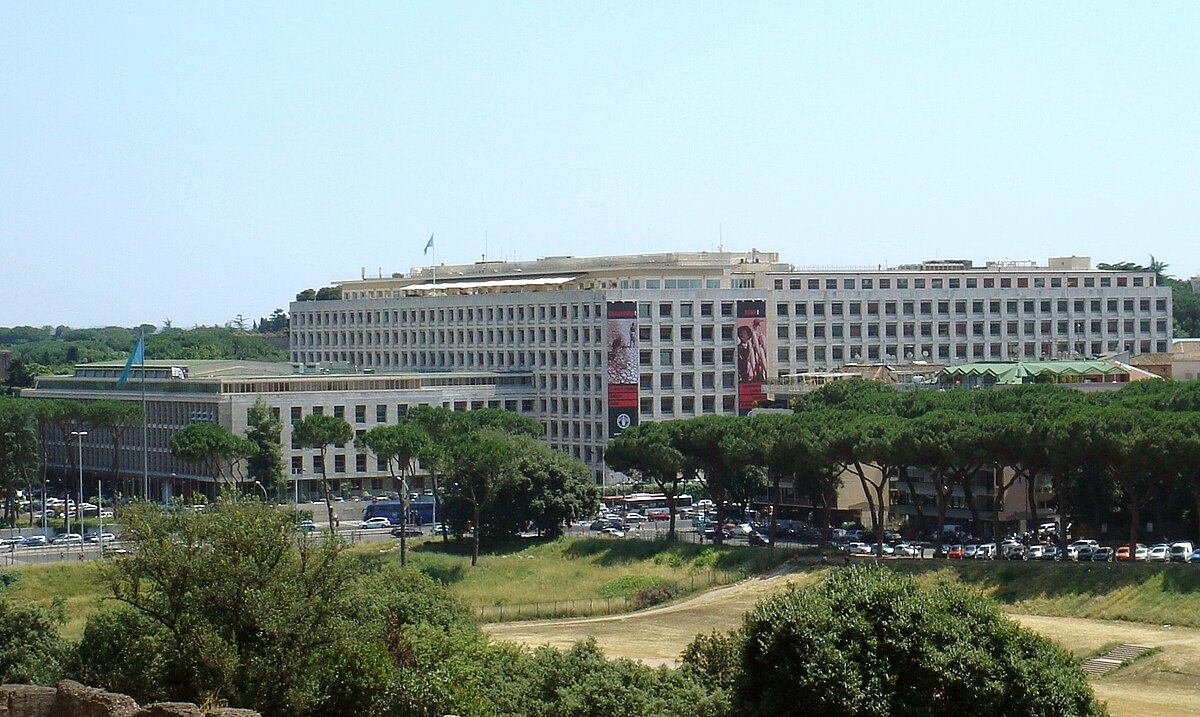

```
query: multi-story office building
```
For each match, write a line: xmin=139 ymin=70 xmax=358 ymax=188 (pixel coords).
xmin=23 ymin=360 xmax=533 ymax=499
xmin=290 ymin=250 xmax=1172 ymax=485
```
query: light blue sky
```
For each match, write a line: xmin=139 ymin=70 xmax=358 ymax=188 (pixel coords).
xmin=2 ymin=2 xmax=1197 ymax=328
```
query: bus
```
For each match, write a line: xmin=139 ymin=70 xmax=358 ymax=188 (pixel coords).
xmin=363 ymin=499 xmax=436 ymax=526
xmin=601 ymin=493 xmax=693 ymax=516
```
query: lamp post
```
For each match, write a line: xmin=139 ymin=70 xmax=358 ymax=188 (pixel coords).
xmin=70 ymin=430 xmax=86 ymax=556
xmin=253 ymin=481 xmax=269 ymax=502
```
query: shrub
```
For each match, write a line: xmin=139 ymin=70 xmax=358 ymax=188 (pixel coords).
xmin=631 ymin=583 xmax=679 ymax=609
xmin=0 ymin=597 xmax=69 ymax=685
xmin=685 ymin=565 xmax=1106 ymax=717
xmin=598 ymin=574 xmax=664 ymax=598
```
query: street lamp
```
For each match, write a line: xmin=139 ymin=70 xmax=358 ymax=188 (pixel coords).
xmin=253 ymin=481 xmax=269 ymax=502
xmin=70 ymin=430 xmax=86 ymax=556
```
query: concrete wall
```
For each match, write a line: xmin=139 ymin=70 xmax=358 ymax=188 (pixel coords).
xmin=0 ymin=682 xmax=259 ymax=717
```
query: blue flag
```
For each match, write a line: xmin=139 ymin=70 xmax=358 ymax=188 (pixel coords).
xmin=423 ymin=233 xmax=434 ymax=255
xmin=117 ymin=332 xmax=144 ymax=386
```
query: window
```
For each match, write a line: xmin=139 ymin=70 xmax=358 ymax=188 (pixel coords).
xmin=376 ymin=404 xmax=387 ymax=422
xmin=355 ymin=405 xmax=366 ymax=423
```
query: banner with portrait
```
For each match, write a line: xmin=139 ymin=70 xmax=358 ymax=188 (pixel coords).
xmin=606 ymin=301 xmax=639 ymax=437
xmin=735 ymin=300 xmax=767 ymax=413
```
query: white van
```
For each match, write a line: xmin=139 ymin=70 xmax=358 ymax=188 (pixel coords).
xmin=1169 ymin=541 xmax=1194 ymax=563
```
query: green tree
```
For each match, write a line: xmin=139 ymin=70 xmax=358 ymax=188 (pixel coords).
xmin=445 ymin=428 xmax=519 ymax=566
xmin=491 ymin=435 xmax=598 ymax=538
xmin=77 ymin=497 xmax=393 ymax=715
xmin=357 ymin=422 xmax=430 ymax=565
xmin=606 ymin=421 xmax=687 ymax=539
xmin=670 ymin=415 xmax=741 ymax=544
xmin=168 ymin=422 xmax=253 ymax=492
xmin=0 ymin=399 xmax=39 ymax=528
xmin=295 ymin=288 xmax=317 ymax=302
xmin=0 ymin=597 xmax=69 ymax=685
xmin=245 ymin=399 xmax=285 ymax=498
xmin=686 ymin=565 xmax=1104 ymax=717
xmin=314 ymin=286 xmax=342 ymax=301
xmin=291 ymin=413 xmax=353 ymax=530
xmin=85 ymin=399 xmax=144 ymax=501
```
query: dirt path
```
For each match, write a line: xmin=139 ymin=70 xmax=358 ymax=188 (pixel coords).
xmin=483 ymin=561 xmax=819 ymax=663
xmin=484 ymin=566 xmax=1200 ymax=717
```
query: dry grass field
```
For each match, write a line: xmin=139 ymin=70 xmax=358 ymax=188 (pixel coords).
xmin=485 ymin=564 xmax=1200 ymax=717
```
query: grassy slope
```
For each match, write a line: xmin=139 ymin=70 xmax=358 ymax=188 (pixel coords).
xmin=886 ymin=561 xmax=1200 ymax=627
xmin=1 ymin=562 xmax=109 ymax=640
xmin=351 ymin=535 xmax=799 ymax=609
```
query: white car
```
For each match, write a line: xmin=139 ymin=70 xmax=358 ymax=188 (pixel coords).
xmin=601 ymin=527 xmax=626 ymax=538
xmin=1170 ymin=541 xmax=1194 ymax=563
xmin=359 ymin=517 xmax=392 ymax=529
xmin=85 ymin=532 xmax=116 ymax=544
xmin=623 ymin=512 xmax=646 ymax=524
xmin=52 ymin=533 xmax=83 ymax=545
xmin=1148 ymin=544 xmax=1171 ymax=562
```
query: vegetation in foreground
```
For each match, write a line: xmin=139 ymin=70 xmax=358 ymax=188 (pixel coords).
xmin=685 ymin=565 xmax=1105 ymax=717
xmin=0 ymin=499 xmax=1105 ymax=716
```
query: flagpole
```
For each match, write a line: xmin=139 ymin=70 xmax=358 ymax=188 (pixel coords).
xmin=141 ymin=332 xmax=148 ymax=501
xmin=432 ymin=243 xmax=437 ymax=286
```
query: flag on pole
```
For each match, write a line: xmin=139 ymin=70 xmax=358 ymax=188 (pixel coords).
xmin=423 ymin=233 xmax=434 ymax=255
xmin=117 ymin=332 xmax=144 ymax=386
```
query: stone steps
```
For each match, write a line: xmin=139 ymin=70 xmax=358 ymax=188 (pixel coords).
xmin=1080 ymin=644 xmax=1154 ymax=676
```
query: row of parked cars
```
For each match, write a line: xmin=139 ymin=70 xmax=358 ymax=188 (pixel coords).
xmin=0 ymin=532 xmax=117 ymax=548
xmin=943 ymin=538 xmax=1200 ymax=562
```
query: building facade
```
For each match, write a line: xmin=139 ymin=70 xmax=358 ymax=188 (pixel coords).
xmin=23 ymin=360 xmax=534 ymax=500
xmin=290 ymin=251 xmax=1172 ymax=485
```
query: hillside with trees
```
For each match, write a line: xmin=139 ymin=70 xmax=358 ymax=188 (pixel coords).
xmin=0 ymin=325 xmax=289 ymax=386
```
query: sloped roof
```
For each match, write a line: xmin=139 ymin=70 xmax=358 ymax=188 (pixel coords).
xmin=940 ymin=360 xmax=1126 ymax=384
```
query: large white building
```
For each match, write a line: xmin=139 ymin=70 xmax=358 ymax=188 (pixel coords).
xmin=290 ymin=250 xmax=1172 ymax=484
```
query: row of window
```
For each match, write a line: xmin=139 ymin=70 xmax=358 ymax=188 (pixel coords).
xmin=771 ymin=273 xmax=1154 ymax=291
xmin=293 ymin=302 xmax=606 ymax=328
xmin=774 ymin=297 xmax=1167 ymax=317
xmin=774 ymin=339 xmax=1169 ymax=363
xmin=775 ymin=318 xmax=1169 ymax=340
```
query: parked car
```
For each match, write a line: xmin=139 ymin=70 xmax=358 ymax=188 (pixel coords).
xmin=1148 ymin=544 xmax=1171 ymax=562
xmin=601 ymin=527 xmax=625 ymax=538
xmin=946 ymin=544 xmax=964 ymax=559
xmin=1038 ymin=545 xmax=1062 ymax=561
xmin=623 ymin=512 xmax=646 ymax=524
xmin=647 ymin=509 xmax=670 ymax=521
xmin=1089 ymin=546 xmax=1115 ymax=562
xmin=1115 ymin=544 xmax=1147 ymax=561
xmin=390 ymin=526 xmax=423 ymax=538
xmin=1169 ymin=541 xmax=1194 ymax=563
xmin=747 ymin=532 xmax=770 ymax=547
xmin=1003 ymin=543 xmax=1027 ymax=560
xmin=297 ymin=520 xmax=318 ymax=533
xmin=892 ymin=542 xmax=920 ymax=557
xmin=1067 ymin=539 xmax=1099 ymax=561
xmin=962 ymin=544 xmax=980 ymax=559
xmin=975 ymin=543 xmax=998 ymax=560
xmin=1026 ymin=544 xmax=1045 ymax=560
xmin=359 ymin=517 xmax=392 ymax=529
xmin=1191 ymin=547 xmax=1200 ymax=563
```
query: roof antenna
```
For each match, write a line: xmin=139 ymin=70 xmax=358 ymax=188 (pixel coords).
xmin=718 ymin=223 xmax=724 ymax=252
